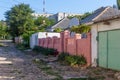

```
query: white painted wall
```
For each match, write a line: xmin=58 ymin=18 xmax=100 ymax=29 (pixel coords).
xmin=91 ymin=18 xmax=120 ymax=66
xmin=30 ymin=32 xmax=60 ymax=49
xmin=91 ymin=25 xmax=98 ymax=67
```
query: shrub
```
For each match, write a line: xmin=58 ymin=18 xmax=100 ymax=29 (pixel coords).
xmin=16 ymin=43 xmax=29 ymax=50
xmin=65 ymin=55 xmax=87 ymax=66
xmin=58 ymin=52 xmax=69 ymax=61
xmin=58 ymin=52 xmax=87 ymax=66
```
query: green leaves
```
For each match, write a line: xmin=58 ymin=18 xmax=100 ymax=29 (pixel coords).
xmin=5 ymin=3 xmax=34 ymax=37
xmin=53 ymin=28 xmax=63 ymax=32
xmin=117 ymin=0 xmax=120 ymax=9
xmin=34 ymin=16 xmax=55 ymax=31
xmin=70 ymin=24 xmax=91 ymax=34
xmin=0 ymin=21 xmax=10 ymax=39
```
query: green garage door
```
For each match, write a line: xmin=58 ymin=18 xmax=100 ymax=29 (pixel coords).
xmin=99 ymin=30 xmax=120 ymax=70
xmin=98 ymin=32 xmax=108 ymax=68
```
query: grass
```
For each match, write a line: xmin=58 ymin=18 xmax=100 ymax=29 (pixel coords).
xmin=0 ymin=43 xmax=7 ymax=47
xmin=68 ymin=77 xmax=97 ymax=80
xmin=32 ymin=58 xmax=63 ymax=79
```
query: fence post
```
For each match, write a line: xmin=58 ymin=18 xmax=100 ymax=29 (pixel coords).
xmin=63 ymin=30 xmax=70 ymax=52
xmin=75 ymin=33 xmax=81 ymax=55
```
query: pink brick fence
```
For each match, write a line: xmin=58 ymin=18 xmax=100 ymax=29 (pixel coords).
xmin=38 ymin=30 xmax=91 ymax=65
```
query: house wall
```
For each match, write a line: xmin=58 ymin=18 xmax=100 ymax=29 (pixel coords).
xmin=91 ymin=18 xmax=120 ymax=66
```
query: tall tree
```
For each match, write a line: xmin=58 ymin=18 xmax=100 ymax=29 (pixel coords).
xmin=117 ymin=0 xmax=120 ymax=9
xmin=5 ymin=3 xmax=34 ymax=37
xmin=0 ymin=21 xmax=10 ymax=39
xmin=34 ymin=16 xmax=55 ymax=31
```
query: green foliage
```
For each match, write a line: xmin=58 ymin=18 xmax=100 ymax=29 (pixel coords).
xmin=67 ymin=12 xmax=91 ymax=20
xmin=58 ymin=52 xmax=87 ymax=66
xmin=22 ymin=31 xmax=35 ymax=47
xmin=33 ymin=46 xmax=58 ymax=56
xmin=5 ymin=3 xmax=34 ymax=37
xmin=16 ymin=43 xmax=29 ymax=50
xmin=58 ymin=52 xmax=69 ymax=61
xmin=117 ymin=0 xmax=120 ymax=9
xmin=68 ymin=77 xmax=96 ymax=80
xmin=70 ymin=24 xmax=91 ymax=34
xmin=0 ymin=21 xmax=11 ymax=40
xmin=65 ymin=55 xmax=87 ymax=66
xmin=53 ymin=28 xmax=63 ymax=32
xmin=80 ymin=12 xmax=92 ymax=20
xmin=34 ymin=16 xmax=55 ymax=31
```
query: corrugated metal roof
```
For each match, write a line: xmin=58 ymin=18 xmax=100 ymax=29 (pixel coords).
xmin=51 ymin=18 xmax=70 ymax=29
xmin=93 ymin=7 xmax=120 ymax=22
xmin=80 ymin=7 xmax=106 ymax=24
xmin=80 ymin=6 xmax=120 ymax=24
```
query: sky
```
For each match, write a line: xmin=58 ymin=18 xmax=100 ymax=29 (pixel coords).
xmin=0 ymin=0 xmax=116 ymax=20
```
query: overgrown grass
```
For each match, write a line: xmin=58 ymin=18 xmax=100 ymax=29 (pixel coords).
xmin=68 ymin=77 xmax=96 ymax=80
xmin=0 ymin=43 xmax=7 ymax=47
xmin=58 ymin=52 xmax=87 ymax=66
xmin=16 ymin=43 xmax=29 ymax=50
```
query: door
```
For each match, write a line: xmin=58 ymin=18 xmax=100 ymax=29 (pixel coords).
xmin=98 ymin=30 xmax=120 ymax=70
xmin=98 ymin=32 xmax=108 ymax=68
xmin=108 ymin=30 xmax=120 ymax=70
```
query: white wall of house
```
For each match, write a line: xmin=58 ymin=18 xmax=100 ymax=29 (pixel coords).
xmin=30 ymin=32 xmax=60 ymax=49
xmin=91 ymin=18 xmax=120 ymax=66
xmin=30 ymin=33 xmax=38 ymax=49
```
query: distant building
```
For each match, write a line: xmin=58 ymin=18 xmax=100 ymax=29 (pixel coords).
xmin=47 ymin=17 xmax=80 ymax=32
xmin=32 ymin=12 xmax=82 ymax=22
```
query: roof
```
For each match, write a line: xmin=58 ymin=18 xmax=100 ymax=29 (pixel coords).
xmin=80 ymin=7 xmax=106 ymax=24
xmin=80 ymin=6 xmax=120 ymax=24
xmin=50 ymin=17 xmax=70 ymax=29
xmin=93 ymin=7 xmax=120 ymax=22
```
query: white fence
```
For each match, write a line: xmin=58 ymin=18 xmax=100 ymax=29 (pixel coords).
xmin=30 ymin=32 xmax=60 ymax=49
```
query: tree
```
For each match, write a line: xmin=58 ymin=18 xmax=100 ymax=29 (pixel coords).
xmin=70 ymin=24 xmax=91 ymax=34
xmin=117 ymin=0 xmax=120 ymax=9
xmin=34 ymin=16 xmax=55 ymax=31
xmin=5 ymin=3 xmax=34 ymax=37
xmin=53 ymin=27 xmax=63 ymax=32
xmin=67 ymin=12 xmax=91 ymax=20
xmin=0 ymin=21 xmax=10 ymax=39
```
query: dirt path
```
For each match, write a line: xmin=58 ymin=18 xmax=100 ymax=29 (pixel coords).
xmin=0 ymin=42 xmax=119 ymax=80
xmin=0 ymin=43 xmax=54 ymax=80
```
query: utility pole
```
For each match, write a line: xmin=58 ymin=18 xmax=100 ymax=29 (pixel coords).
xmin=43 ymin=0 xmax=45 ymax=14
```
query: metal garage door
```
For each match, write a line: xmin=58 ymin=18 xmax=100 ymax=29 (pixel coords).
xmin=98 ymin=30 xmax=120 ymax=70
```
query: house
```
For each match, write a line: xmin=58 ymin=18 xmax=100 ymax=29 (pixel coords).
xmin=32 ymin=12 xmax=81 ymax=23
xmin=47 ymin=18 xmax=70 ymax=31
xmin=80 ymin=6 xmax=120 ymax=70
xmin=47 ymin=17 xmax=80 ymax=32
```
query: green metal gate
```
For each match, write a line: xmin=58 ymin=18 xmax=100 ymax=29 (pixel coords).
xmin=98 ymin=30 xmax=120 ymax=70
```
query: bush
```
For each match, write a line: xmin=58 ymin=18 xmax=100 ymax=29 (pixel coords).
xmin=16 ymin=43 xmax=29 ymax=50
xmin=58 ymin=52 xmax=87 ymax=66
xmin=58 ymin=52 xmax=69 ymax=61
xmin=65 ymin=55 xmax=87 ymax=66
xmin=33 ymin=46 xmax=59 ymax=56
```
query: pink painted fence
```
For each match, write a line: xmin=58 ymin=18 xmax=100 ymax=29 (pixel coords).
xmin=38 ymin=31 xmax=91 ymax=65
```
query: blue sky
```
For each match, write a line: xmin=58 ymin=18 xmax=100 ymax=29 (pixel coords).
xmin=0 ymin=0 xmax=116 ymax=20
